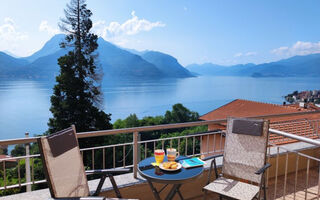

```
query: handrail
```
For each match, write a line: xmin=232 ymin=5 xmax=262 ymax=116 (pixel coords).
xmin=269 ymin=128 xmax=320 ymax=147
xmin=0 ymin=110 xmax=319 ymax=146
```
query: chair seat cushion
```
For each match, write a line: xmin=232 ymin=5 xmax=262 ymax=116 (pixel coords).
xmin=203 ymin=177 xmax=260 ymax=200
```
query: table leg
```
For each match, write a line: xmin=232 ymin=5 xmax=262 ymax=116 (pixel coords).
xmin=147 ymin=179 xmax=162 ymax=200
xmin=177 ymin=187 xmax=184 ymax=200
xmin=165 ymin=184 xmax=182 ymax=200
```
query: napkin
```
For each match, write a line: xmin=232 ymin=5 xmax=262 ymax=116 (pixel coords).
xmin=151 ymin=162 xmax=160 ymax=166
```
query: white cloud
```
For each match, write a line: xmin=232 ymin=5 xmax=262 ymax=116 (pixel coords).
xmin=0 ymin=17 xmax=28 ymax=55
xmin=4 ymin=17 xmax=14 ymax=25
xmin=92 ymin=11 xmax=165 ymax=46
xmin=245 ymin=51 xmax=257 ymax=56
xmin=184 ymin=6 xmax=188 ymax=11
xmin=39 ymin=20 xmax=60 ymax=35
xmin=0 ymin=17 xmax=28 ymax=41
xmin=271 ymin=41 xmax=320 ymax=57
xmin=234 ymin=51 xmax=257 ymax=57
xmin=234 ymin=53 xmax=243 ymax=57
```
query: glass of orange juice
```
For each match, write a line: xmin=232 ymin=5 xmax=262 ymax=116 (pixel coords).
xmin=154 ymin=149 xmax=165 ymax=164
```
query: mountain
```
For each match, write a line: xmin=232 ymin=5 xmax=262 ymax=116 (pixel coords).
xmin=186 ymin=63 xmax=255 ymax=76
xmin=0 ymin=52 xmax=29 ymax=78
xmin=19 ymin=49 xmax=68 ymax=79
xmin=97 ymin=38 xmax=164 ymax=78
xmin=141 ymin=51 xmax=194 ymax=78
xmin=122 ymin=48 xmax=146 ymax=56
xmin=2 ymin=50 xmax=19 ymax=58
xmin=2 ymin=33 xmax=319 ymax=79
xmin=246 ymin=54 xmax=320 ymax=77
xmin=23 ymin=34 xmax=66 ymax=63
xmin=0 ymin=35 xmax=170 ymax=79
xmin=186 ymin=63 xmax=228 ymax=75
xmin=187 ymin=54 xmax=320 ymax=77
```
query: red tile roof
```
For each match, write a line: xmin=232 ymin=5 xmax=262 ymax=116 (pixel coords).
xmin=200 ymin=99 xmax=320 ymax=145
xmin=200 ymin=99 xmax=311 ymax=121
xmin=0 ymin=155 xmax=17 ymax=162
xmin=269 ymin=119 xmax=320 ymax=145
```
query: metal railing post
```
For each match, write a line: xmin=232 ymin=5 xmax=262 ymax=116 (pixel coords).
xmin=133 ymin=131 xmax=139 ymax=178
xmin=138 ymin=133 xmax=141 ymax=162
xmin=316 ymin=120 xmax=319 ymax=137
xmin=25 ymin=132 xmax=31 ymax=192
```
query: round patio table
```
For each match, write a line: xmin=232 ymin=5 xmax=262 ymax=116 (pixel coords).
xmin=138 ymin=156 xmax=204 ymax=200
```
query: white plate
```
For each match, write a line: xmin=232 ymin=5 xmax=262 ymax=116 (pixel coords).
xmin=159 ymin=162 xmax=182 ymax=171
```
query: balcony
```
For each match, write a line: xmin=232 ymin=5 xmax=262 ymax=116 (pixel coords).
xmin=0 ymin=111 xmax=319 ymax=200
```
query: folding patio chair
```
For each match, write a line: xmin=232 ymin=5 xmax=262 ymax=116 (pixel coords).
xmin=203 ymin=117 xmax=271 ymax=200
xmin=38 ymin=126 xmax=136 ymax=200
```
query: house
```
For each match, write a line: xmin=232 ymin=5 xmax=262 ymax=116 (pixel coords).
xmin=199 ymin=99 xmax=320 ymax=156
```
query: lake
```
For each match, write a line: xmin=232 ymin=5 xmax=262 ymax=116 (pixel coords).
xmin=0 ymin=76 xmax=319 ymax=140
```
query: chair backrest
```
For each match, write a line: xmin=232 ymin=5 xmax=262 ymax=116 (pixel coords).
xmin=222 ymin=117 xmax=269 ymax=184
xmin=38 ymin=126 xmax=89 ymax=198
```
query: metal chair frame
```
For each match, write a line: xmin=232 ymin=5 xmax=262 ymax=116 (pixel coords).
xmin=38 ymin=126 xmax=133 ymax=200
xmin=202 ymin=118 xmax=271 ymax=200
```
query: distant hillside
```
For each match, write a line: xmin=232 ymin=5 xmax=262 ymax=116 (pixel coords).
xmin=23 ymin=34 xmax=66 ymax=63
xmin=2 ymin=50 xmax=19 ymax=58
xmin=187 ymin=54 xmax=320 ymax=77
xmin=186 ymin=63 xmax=255 ymax=76
xmin=21 ymin=49 xmax=68 ymax=79
xmin=2 ymin=33 xmax=319 ymax=79
xmin=0 ymin=52 xmax=29 ymax=78
xmin=247 ymin=54 xmax=320 ymax=77
xmin=97 ymin=38 xmax=163 ymax=78
xmin=141 ymin=51 xmax=194 ymax=78
xmin=0 ymin=34 xmax=195 ymax=80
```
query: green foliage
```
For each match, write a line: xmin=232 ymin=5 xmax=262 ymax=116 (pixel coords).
xmin=48 ymin=0 xmax=112 ymax=133
xmin=11 ymin=145 xmax=25 ymax=157
xmin=2 ymin=103 xmax=203 ymax=195
xmin=0 ymin=157 xmax=47 ymax=196
xmin=163 ymin=103 xmax=199 ymax=124
xmin=112 ymin=104 xmax=206 ymax=160
xmin=0 ymin=148 xmax=7 ymax=155
xmin=159 ymin=126 xmax=206 ymax=155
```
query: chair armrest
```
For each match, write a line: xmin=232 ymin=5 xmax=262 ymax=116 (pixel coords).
xmin=202 ymin=154 xmax=223 ymax=161
xmin=89 ymin=168 xmax=131 ymax=197
xmin=255 ymin=163 xmax=271 ymax=175
xmin=86 ymin=168 xmax=131 ymax=175
xmin=203 ymin=154 xmax=223 ymax=185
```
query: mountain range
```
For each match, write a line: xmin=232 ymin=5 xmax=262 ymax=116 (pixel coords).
xmin=0 ymin=34 xmax=319 ymax=79
xmin=186 ymin=54 xmax=320 ymax=77
xmin=0 ymin=34 xmax=193 ymax=80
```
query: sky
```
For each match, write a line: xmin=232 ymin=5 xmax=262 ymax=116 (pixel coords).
xmin=1 ymin=0 xmax=320 ymax=66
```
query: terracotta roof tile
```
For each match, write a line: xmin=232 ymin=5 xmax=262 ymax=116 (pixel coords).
xmin=0 ymin=155 xmax=16 ymax=162
xmin=200 ymin=99 xmax=308 ymax=121
xmin=200 ymin=99 xmax=320 ymax=146
xmin=269 ymin=119 xmax=320 ymax=145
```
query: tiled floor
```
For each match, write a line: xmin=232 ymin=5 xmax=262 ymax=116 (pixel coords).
xmin=190 ymin=167 xmax=319 ymax=200
xmin=269 ymin=167 xmax=319 ymax=200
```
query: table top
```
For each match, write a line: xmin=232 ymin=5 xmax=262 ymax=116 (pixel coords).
xmin=138 ymin=156 xmax=204 ymax=184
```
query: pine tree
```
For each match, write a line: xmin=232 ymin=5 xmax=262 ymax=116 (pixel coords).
xmin=48 ymin=0 xmax=112 ymax=133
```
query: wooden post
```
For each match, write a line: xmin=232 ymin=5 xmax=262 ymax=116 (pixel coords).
xmin=25 ymin=132 xmax=31 ymax=192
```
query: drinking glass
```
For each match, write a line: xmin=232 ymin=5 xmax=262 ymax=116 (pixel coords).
xmin=166 ymin=148 xmax=180 ymax=162
xmin=154 ymin=149 xmax=165 ymax=164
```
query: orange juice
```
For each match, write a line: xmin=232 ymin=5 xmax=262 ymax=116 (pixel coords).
xmin=154 ymin=149 xmax=165 ymax=164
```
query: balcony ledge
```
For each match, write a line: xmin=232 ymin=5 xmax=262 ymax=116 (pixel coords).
xmin=0 ymin=140 xmax=318 ymax=200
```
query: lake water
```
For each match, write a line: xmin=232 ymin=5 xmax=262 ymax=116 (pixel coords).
xmin=0 ymin=76 xmax=319 ymax=140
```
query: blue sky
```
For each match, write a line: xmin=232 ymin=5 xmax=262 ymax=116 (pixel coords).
xmin=1 ymin=0 xmax=320 ymax=66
